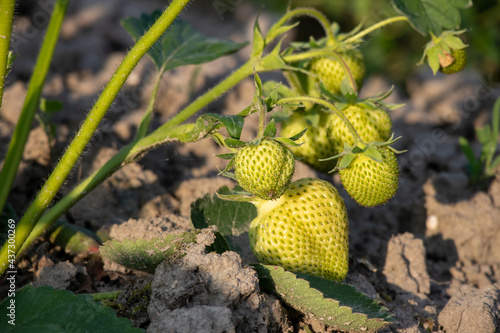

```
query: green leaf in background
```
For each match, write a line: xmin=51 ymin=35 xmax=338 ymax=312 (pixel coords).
xmin=0 ymin=285 xmax=141 ymax=333
xmin=121 ymin=11 xmax=248 ymax=72
xmin=39 ymin=98 xmax=63 ymax=115
xmin=390 ymin=0 xmax=472 ymax=35
xmin=253 ymin=264 xmax=393 ymax=333
xmin=191 ymin=185 xmax=257 ymax=251
xmin=100 ymin=231 xmax=198 ymax=273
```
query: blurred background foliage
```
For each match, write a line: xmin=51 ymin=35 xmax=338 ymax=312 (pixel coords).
xmin=257 ymin=0 xmax=500 ymax=86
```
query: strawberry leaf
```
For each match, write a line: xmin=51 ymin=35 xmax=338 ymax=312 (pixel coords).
xmin=191 ymin=186 xmax=257 ymax=252
xmin=202 ymin=114 xmax=244 ymax=140
xmin=390 ymin=0 xmax=472 ymax=36
xmin=0 ymin=285 xmax=141 ymax=332
xmin=122 ymin=11 xmax=247 ymax=73
xmin=253 ymin=264 xmax=393 ymax=332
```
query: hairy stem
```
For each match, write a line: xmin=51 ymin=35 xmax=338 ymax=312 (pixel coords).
xmin=343 ymin=16 xmax=409 ymax=45
xmin=0 ymin=0 xmax=70 ymax=222
xmin=18 ymin=60 xmax=255 ymax=257
xmin=0 ymin=0 xmax=15 ymax=110
xmin=0 ymin=0 xmax=191 ymax=275
xmin=267 ymin=7 xmax=334 ymax=44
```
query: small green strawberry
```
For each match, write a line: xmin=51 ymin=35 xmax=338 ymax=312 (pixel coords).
xmin=234 ymin=139 xmax=295 ymax=200
xmin=339 ymin=146 xmax=399 ymax=207
xmin=249 ymin=178 xmax=349 ymax=282
xmin=439 ymin=48 xmax=467 ymax=74
xmin=280 ymin=109 xmax=337 ymax=173
xmin=329 ymin=104 xmax=392 ymax=157
xmin=310 ymin=49 xmax=365 ymax=94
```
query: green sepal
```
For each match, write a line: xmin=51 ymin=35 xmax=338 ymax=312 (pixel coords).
xmin=265 ymin=21 xmax=300 ymax=45
xmin=338 ymin=153 xmax=357 ymax=170
xmin=210 ymin=132 xmax=228 ymax=148
xmin=263 ymin=119 xmax=277 ymax=138
xmin=219 ymin=157 xmax=236 ymax=176
xmin=274 ymin=136 xmax=303 ymax=148
xmin=287 ymin=127 xmax=308 ymax=142
xmin=219 ymin=169 xmax=237 ymax=181
xmin=225 ymin=138 xmax=247 ymax=148
xmin=364 ymin=146 xmax=383 ymax=162
xmin=352 ymin=146 xmax=364 ymax=154
xmin=251 ymin=16 xmax=265 ymax=59
xmin=215 ymin=153 xmax=237 ymax=160
xmin=215 ymin=192 xmax=256 ymax=203
xmin=201 ymin=113 xmax=244 ymax=140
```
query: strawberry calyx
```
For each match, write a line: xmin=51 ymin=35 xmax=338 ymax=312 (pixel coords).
xmin=419 ymin=30 xmax=468 ymax=75
xmin=322 ymin=134 xmax=405 ymax=173
xmin=321 ymin=85 xmax=404 ymax=113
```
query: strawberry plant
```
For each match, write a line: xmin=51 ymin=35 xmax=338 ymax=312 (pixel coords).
xmin=459 ymin=96 xmax=500 ymax=189
xmin=0 ymin=0 xmax=475 ymax=331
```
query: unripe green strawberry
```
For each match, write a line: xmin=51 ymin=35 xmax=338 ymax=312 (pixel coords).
xmin=280 ymin=110 xmax=337 ymax=173
xmin=249 ymin=178 xmax=349 ymax=281
xmin=329 ymin=104 xmax=392 ymax=156
xmin=339 ymin=147 xmax=398 ymax=207
xmin=439 ymin=48 xmax=467 ymax=74
xmin=310 ymin=49 xmax=365 ymax=94
xmin=234 ymin=139 xmax=295 ymax=200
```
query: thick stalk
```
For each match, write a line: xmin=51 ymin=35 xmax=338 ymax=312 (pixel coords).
xmin=277 ymin=96 xmax=363 ymax=143
xmin=282 ymin=49 xmax=334 ymax=63
xmin=343 ymin=16 xmax=409 ymax=45
xmin=0 ymin=0 xmax=70 ymax=221
xmin=267 ymin=8 xmax=334 ymax=44
xmin=0 ymin=0 xmax=15 ymax=110
xmin=0 ymin=0 xmax=191 ymax=275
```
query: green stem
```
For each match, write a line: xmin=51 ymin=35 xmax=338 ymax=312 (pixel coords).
xmin=18 ymin=60 xmax=255 ymax=257
xmin=135 ymin=71 xmax=163 ymax=140
xmin=150 ymin=61 xmax=254 ymax=134
xmin=282 ymin=49 xmax=334 ymax=63
xmin=267 ymin=7 xmax=334 ymax=44
xmin=332 ymin=50 xmax=357 ymax=94
xmin=0 ymin=0 xmax=191 ymax=275
xmin=0 ymin=0 xmax=69 ymax=221
xmin=0 ymin=0 xmax=15 ymax=110
xmin=277 ymin=96 xmax=363 ymax=143
xmin=343 ymin=16 xmax=409 ymax=45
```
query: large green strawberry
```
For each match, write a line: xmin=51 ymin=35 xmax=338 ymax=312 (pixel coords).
xmin=249 ymin=178 xmax=349 ymax=282
xmin=310 ymin=49 xmax=365 ymax=94
xmin=328 ymin=104 xmax=392 ymax=156
xmin=339 ymin=147 xmax=398 ymax=207
xmin=280 ymin=109 xmax=337 ymax=173
xmin=439 ymin=48 xmax=467 ymax=74
xmin=234 ymin=139 xmax=295 ymax=200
